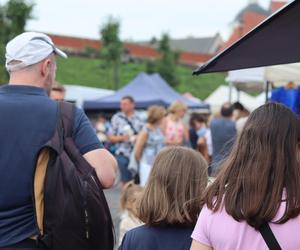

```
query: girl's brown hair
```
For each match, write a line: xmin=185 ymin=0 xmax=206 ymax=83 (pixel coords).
xmin=147 ymin=106 xmax=166 ymax=124
xmin=138 ymin=146 xmax=208 ymax=226
xmin=205 ymin=103 xmax=300 ymax=229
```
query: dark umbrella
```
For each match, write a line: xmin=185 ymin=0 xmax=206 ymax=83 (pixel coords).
xmin=193 ymin=0 xmax=299 ymax=75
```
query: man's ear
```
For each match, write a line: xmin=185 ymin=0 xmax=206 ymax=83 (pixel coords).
xmin=41 ymin=59 xmax=51 ymax=77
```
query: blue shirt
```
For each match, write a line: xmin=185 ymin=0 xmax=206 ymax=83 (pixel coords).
xmin=271 ymin=87 xmax=298 ymax=112
xmin=119 ymin=225 xmax=194 ymax=250
xmin=109 ymin=112 xmax=144 ymax=158
xmin=210 ymin=117 xmax=236 ymax=169
xmin=0 ymin=85 xmax=102 ymax=247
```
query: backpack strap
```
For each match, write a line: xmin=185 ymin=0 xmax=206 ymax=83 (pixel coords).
xmin=58 ymin=101 xmax=75 ymax=138
xmin=34 ymin=148 xmax=50 ymax=236
xmin=33 ymin=102 xmax=74 ymax=240
xmin=259 ymin=223 xmax=282 ymax=250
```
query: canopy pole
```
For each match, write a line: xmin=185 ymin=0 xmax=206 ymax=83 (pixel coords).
xmin=229 ymin=81 xmax=233 ymax=103
xmin=265 ymin=81 xmax=270 ymax=103
xmin=237 ymin=90 xmax=241 ymax=102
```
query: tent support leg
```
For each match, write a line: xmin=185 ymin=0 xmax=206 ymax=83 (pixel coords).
xmin=229 ymin=81 xmax=233 ymax=103
xmin=265 ymin=81 xmax=270 ymax=103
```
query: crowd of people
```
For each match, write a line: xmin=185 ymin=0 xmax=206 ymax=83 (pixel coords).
xmin=95 ymin=96 xmax=249 ymax=183
xmin=2 ymin=32 xmax=300 ymax=250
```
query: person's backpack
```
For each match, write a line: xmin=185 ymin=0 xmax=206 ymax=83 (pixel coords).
xmin=33 ymin=102 xmax=114 ymax=250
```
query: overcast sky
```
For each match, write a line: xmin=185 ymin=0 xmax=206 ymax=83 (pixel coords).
xmin=1 ymin=0 xmax=273 ymax=41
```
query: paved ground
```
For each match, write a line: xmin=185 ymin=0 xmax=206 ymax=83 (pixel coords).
xmin=104 ymin=185 xmax=121 ymax=249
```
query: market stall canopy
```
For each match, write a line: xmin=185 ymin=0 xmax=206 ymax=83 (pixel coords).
xmin=226 ymin=62 xmax=300 ymax=92
xmin=64 ymin=85 xmax=114 ymax=107
xmin=205 ymin=85 xmax=260 ymax=112
xmin=84 ymin=72 xmax=209 ymax=111
xmin=194 ymin=0 xmax=299 ymax=74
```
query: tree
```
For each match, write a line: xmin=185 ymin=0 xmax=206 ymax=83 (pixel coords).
xmin=145 ymin=60 xmax=157 ymax=74
xmin=156 ymin=33 xmax=180 ymax=88
xmin=100 ymin=17 xmax=122 ymax=90
xmin=0 ymin=0 xmax=34 ymax=83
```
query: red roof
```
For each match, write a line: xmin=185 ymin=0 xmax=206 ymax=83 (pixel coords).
xmin=270 ymin=0 xmax=287 ymax=13
xmin=49 ymin=34 xmax=101 ymax=51
xmin=123 ymin=42 xmax=159 ymax=59
xmin=180 ymin=52 xmax=212 ymax=66
xmin=48 ymin=33 xmax=212 ymax=65
xmin=220 ymin=1 xmax=288 ymax=53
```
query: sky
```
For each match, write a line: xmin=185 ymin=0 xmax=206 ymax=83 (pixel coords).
xmin=1 ymin=0 xmax=272 ymax=41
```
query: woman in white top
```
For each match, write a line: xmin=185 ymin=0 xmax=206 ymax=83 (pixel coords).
xmin=135 ymin=106 xmax=166 ymax=186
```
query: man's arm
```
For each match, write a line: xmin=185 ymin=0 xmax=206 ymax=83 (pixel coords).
xmin=107 ymin=114 xmax=129 ymax=143
xmin=83 ymin=149 xmax=117 ymax=189
xmin=108 ymin=134 xmax=129 ymax=143
xmin=73 ymin=108 xmax=117 ymax=188
xmin=134 ymin=129 xmax=148 ymax=161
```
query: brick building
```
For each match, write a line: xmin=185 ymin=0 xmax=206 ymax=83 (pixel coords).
xmin=221 ymin=0 xmax=288 ymax=51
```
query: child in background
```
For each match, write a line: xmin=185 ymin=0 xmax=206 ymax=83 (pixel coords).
xmin=189 ymin=113 xmax=212 ymax=163
xmin=119 ymin=181 xmax=143 ymax=246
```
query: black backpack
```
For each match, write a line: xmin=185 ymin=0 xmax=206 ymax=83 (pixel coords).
xmin=33 ymin=102 xmax=114 ymax=250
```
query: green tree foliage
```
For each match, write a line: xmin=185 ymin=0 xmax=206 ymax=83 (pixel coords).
xmin=156 ymin=33 xmax=180 ymax=88
xmin=0 ymin=0 xmax=34 ymax=83
xmin=100 ymin=16 xmax=122 ymax=90
xmin=145 ymin=60 xmax=156 ymax=74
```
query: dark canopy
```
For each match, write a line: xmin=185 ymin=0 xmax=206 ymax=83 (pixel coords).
xmin=84 ymin=72 xmax=209 ymax=111
xmin=194 ymin=0 xmax=300 ymax=74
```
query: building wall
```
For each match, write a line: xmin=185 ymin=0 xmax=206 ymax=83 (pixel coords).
xmin=221 ymin=0 xmax=288 ymax=52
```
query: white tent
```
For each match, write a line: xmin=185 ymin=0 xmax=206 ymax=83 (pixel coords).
xmin=64 ymin=85 xmax=115 ymax=108
xmin=226 ymin=62 xmax=300 ymax=92
xmin=205 ymin=85 xmax=260 ymax=112
xmin=255 ymin=91 xmax=271 ymax=105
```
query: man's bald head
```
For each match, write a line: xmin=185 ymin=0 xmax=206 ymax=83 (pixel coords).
xmin=221 ymin=103 xmax=234 ymax=118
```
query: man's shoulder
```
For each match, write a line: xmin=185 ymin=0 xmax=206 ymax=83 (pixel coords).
xmin=132 ymin=112 xmax=143 ymax=121
xmin=210 ymin=117 xmax=222 ymax=126
xmin=112 ymin=112 xmax=123 ymax=119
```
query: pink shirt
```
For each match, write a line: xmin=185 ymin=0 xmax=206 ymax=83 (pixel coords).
xmin=192 ymin=202 xmax=300 ymax=250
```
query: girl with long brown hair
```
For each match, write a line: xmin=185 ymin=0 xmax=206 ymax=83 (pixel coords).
xmin=191 ymin=103 xmax=300 ymax=250
xmin=119 ymin=146 xmax=208 ymax=250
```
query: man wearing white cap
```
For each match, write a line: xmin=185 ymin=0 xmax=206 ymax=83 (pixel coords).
xmin=0 ymin=32 xmax=117 ymax=248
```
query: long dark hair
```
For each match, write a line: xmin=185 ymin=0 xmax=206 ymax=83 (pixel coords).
xmin=205 ymin=103 xmax=300 ymax=229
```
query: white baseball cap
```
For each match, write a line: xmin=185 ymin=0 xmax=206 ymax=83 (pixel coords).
xmin=5 ymin=32 xmax=67 ymax=72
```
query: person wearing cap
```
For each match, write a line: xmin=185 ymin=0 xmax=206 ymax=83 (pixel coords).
xmin=0 ymin=32 xmax=117 ymax=249
xmin=50 ymin=82 xmax=66 ymax=101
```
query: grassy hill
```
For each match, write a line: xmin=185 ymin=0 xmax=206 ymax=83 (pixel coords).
xmin=56 ymin=56 xmax=226 ymax=100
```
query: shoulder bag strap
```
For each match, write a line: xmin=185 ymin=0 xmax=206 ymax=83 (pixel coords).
xmin=118 ymin=114 xmax=138 ymax=135
xmin=259 ymin=223 xmax=282 ymax=250
xmin=58 ymin=101 xmax=75 ymax=138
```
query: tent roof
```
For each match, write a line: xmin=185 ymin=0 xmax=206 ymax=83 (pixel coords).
xmin=226 ymin=62 xmax=300 ymax=92
xmin=205 ymin=85 xmax=261 ymax=111
xmin=194 ymin=0 xmax=299 ymax=74
xmin=64 ymin=85 xmax=114 ymax=107
xmin=84 ymin=73 xmax=209 ymax=111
